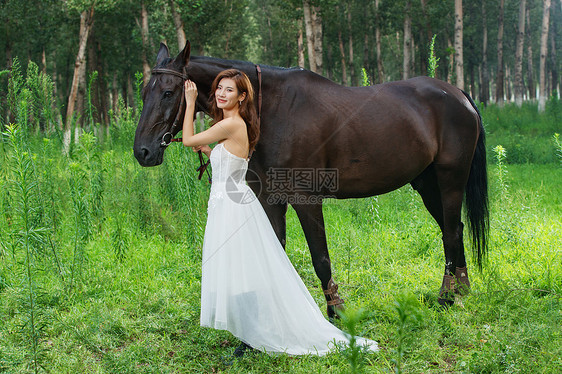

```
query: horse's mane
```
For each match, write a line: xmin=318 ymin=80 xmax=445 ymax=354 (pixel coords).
xmin=190 ymin=55 xmax=301 ymax=73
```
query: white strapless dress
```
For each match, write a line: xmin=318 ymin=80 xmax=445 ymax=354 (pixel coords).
xmin=199 ymin=143 xmax=378 ymax=355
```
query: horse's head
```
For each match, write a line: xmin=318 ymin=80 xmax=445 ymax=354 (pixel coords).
xmin=133 ymin=42 xmax=191 ymax=166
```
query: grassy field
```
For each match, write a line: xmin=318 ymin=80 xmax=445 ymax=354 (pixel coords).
xmin=1 ymin=100 xmax=561 ymax=373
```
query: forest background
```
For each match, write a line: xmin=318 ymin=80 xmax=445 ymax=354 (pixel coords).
xmin=0 ymin=0 xmax=561 ymax=373
xmin=1 ymin=0 xmax=561 ymax=134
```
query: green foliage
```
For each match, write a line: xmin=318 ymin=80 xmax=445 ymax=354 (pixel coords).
xmin=360 ymin=68 xmax=370 ymax=87
xmin=427 ymin=35 xmax=439 ymax=79
xmin=493 ymin=145 xmax=508 ymax=196
xmin=2 ymin=124 xmax=49 ymax=373
xmin=5 ymin=58 xmax=58 ymax=133
xmin=391 ymin=293 xmax=424 ymax=374
xmin=86 ymin=71 xmax=98 ymax=130
xmin=554 ymin=133 xmax=562 ymax=165
xmin=1 ymin=69 xmax=562 ymax=372
xmin=134 ymin=71 xmax=144 ymax=113
xmin=336 ymin=308 xmax=371 ymax=373
xmin=483 ymin=102 xmax=561 ymax=164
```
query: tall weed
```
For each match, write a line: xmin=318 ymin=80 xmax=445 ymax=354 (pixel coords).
xmin=2 ymin=124 xmax=49 ymax=373
xmin=67 ymin=133 xmax=104 ymax=290
xmin=427 ymin=35 xmax=439 ymax=78
xmin=553 ymin=133 xmax=562 ymax=165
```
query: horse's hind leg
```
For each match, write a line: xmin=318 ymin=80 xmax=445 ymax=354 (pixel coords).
xmin=292 ymin=202 xmax=344 ymax=319
xmin=412 ymin=165 xmax=470 ymax=306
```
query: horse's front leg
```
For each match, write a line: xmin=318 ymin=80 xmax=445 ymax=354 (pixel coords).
xmin=292 ymin=202 xmax=344 ymax=319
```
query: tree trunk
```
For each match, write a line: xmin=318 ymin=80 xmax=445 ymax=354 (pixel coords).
xmin=263 ymin=3 xmax=274 ymax=55
xmin=75 ymin=53 xmax=87 ymax=131
xmin=311 ymin=4 xmax=323 ymax=74
xmin=97 ymin=41 xmax=109 ymax=128
xmin=549 ymin=2 xmax=558 ymax=97
xmin=140 ymin=1 xmax=151 ymax=86
xmin=303 ymin=0 xmax=316 ymax=72
xmin=526 ymin=1 xmax=536 ymax=100
xmin=347 ymin=4 xmax=356 ymax=86
xmin=454 ymin=0 xmax=464 ymax=90
xmin=505 ymin=65 xmax=512 ymax=101
xmin=297 ymin=19 xmax=305 ymax=68
xmin=496 ymin=0 xmax=505 ymax=105
xmin=111 ymin=72 xmax=118 ymax=113
xmin=470 ymin=63 xmax=476 ymax=100
xmin=480 ymin=0 xmax=489 ymax=106
xmin=41 ymin=48 xmax=47 ymax=74
xmin=363 ymin=32 xmax=370 ymax=84
xmin=170 ymin=0 xmax=186 ymax=51
xmin=375 ymin=0 xmax=384 ymax=83
xmin=87 ymin=35 xmax=99 ymax=129
xmin=419 ymin=0 xmax=433 ymax=76
xmin=338 ymin=28 xmax=347 ymax=85
xmin=403 ymin=1 xmax=412 ymax=80
xmin=514 ymin=0 xmax=527 ymax=106
xmin=447 ymin=37 xmax=454 ymax=84
xmin=64 ymin=6 xmax=95 ymax=154
xmin=6 ymin=38 xmax=12 ymax=69
xmin=538 ymin=0 xmax=551 ymax=112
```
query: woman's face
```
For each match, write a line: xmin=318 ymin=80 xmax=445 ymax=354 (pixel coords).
xmin=215 ymin=78 xmax=245 ymax=110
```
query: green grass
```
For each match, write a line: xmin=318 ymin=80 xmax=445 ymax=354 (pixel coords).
xmin=1 ymin=97 xmax=562 ymax=372
xmin=482 ymin=99 xmax=561 ymax=164
xmin=2 ymin=138 xmax=561 ymax=373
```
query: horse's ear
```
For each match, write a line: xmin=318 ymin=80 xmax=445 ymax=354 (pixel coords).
xmin=173 ymin=40 xmax=191 ymax=68
xmin=156 ymin=43 xmax=170 ymax=65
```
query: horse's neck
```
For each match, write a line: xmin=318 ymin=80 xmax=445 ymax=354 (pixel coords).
xmin=189 ymin=56 xmax=257 ymax=79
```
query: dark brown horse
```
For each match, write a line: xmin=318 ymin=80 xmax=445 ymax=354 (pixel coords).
xmin=134 ymin=42 xmax=489 ymax=317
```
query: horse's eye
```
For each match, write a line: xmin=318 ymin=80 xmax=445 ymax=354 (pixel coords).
xmin=163 ymin=91 xmax=173 ymax=99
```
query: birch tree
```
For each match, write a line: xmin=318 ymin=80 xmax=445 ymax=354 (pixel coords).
xmin=538 ymin=0 xmax=551 ymax=112
xmin=480 ymin=0 xmax=490 ymax=105
xmin=496 ymin=0 xmax=505 ymax=105
xmin=514 ymin=0 xmax=527 ymax=106
xmin=139 ymin=1 xmax=151 ymax=86
xmin=526 ymin=1 xmax=536 ymax=100
xmin=454 ymin=0 xmax=464 ymax=90
xmin=303 ymin=0 xmax=316 ymax=72
xmin=170 ymin=0 xmax=186 ymax=52
xmin=374 ymin=0 xmax=385 ymax=83
xmin=403 ymin=0 xmax=413 ymax=80
xmin=64 ymin=5 xmax=95 ymax=154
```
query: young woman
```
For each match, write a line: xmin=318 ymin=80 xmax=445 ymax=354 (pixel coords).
xmin=181 ymin=69 xmax=378 ymax=356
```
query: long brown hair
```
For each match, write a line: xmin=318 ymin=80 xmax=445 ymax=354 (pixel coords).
xmin=208 ymin=69 xmax=260 ymax=152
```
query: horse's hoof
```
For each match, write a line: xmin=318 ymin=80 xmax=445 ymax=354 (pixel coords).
xmin=437 ymin=295 xmax=455 ymax=307
xmin=454 ymin=266 xmax=470 ymax=296
xmin=327 ymin=303 xmax=345 ymax=321
xmin=324 ymin=277 xmax=345 ymax=321
xmin=438 ymin=274 xmax=456 ymax=307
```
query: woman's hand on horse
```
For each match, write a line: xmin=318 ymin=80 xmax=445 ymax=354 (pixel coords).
xmin=184 ymin=80 xmax=198 ymax=105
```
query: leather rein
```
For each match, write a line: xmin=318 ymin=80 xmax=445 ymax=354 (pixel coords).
xmin=150 ymin=65 xmax=263 ymax=183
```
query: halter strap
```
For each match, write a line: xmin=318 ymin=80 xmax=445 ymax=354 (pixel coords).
xmin=255 ymin=64 xmax=262 ymax=127
xmin=151 ymin=67 xmax=188 ymax=80
xmin=152 ymin=67 xmax=211 ymax=183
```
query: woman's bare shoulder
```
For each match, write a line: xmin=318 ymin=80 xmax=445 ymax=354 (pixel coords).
xmin=215 ymin=116 xmax=246 ymax=131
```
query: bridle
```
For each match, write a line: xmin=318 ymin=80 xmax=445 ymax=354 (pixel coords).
xmin=151 ymin=67 xmax=189 ymax=148
xmin=149 ymin=65 xmax=263 ymax=183
xmin=151 ymin=67 xmax=211 ymax=182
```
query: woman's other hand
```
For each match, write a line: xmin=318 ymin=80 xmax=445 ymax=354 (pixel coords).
xmin=192 ymin=145 xmax=212 ymax=157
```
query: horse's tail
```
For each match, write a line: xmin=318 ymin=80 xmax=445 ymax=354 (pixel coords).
xmin=463 ymin=91 xmax=489 ymax=270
